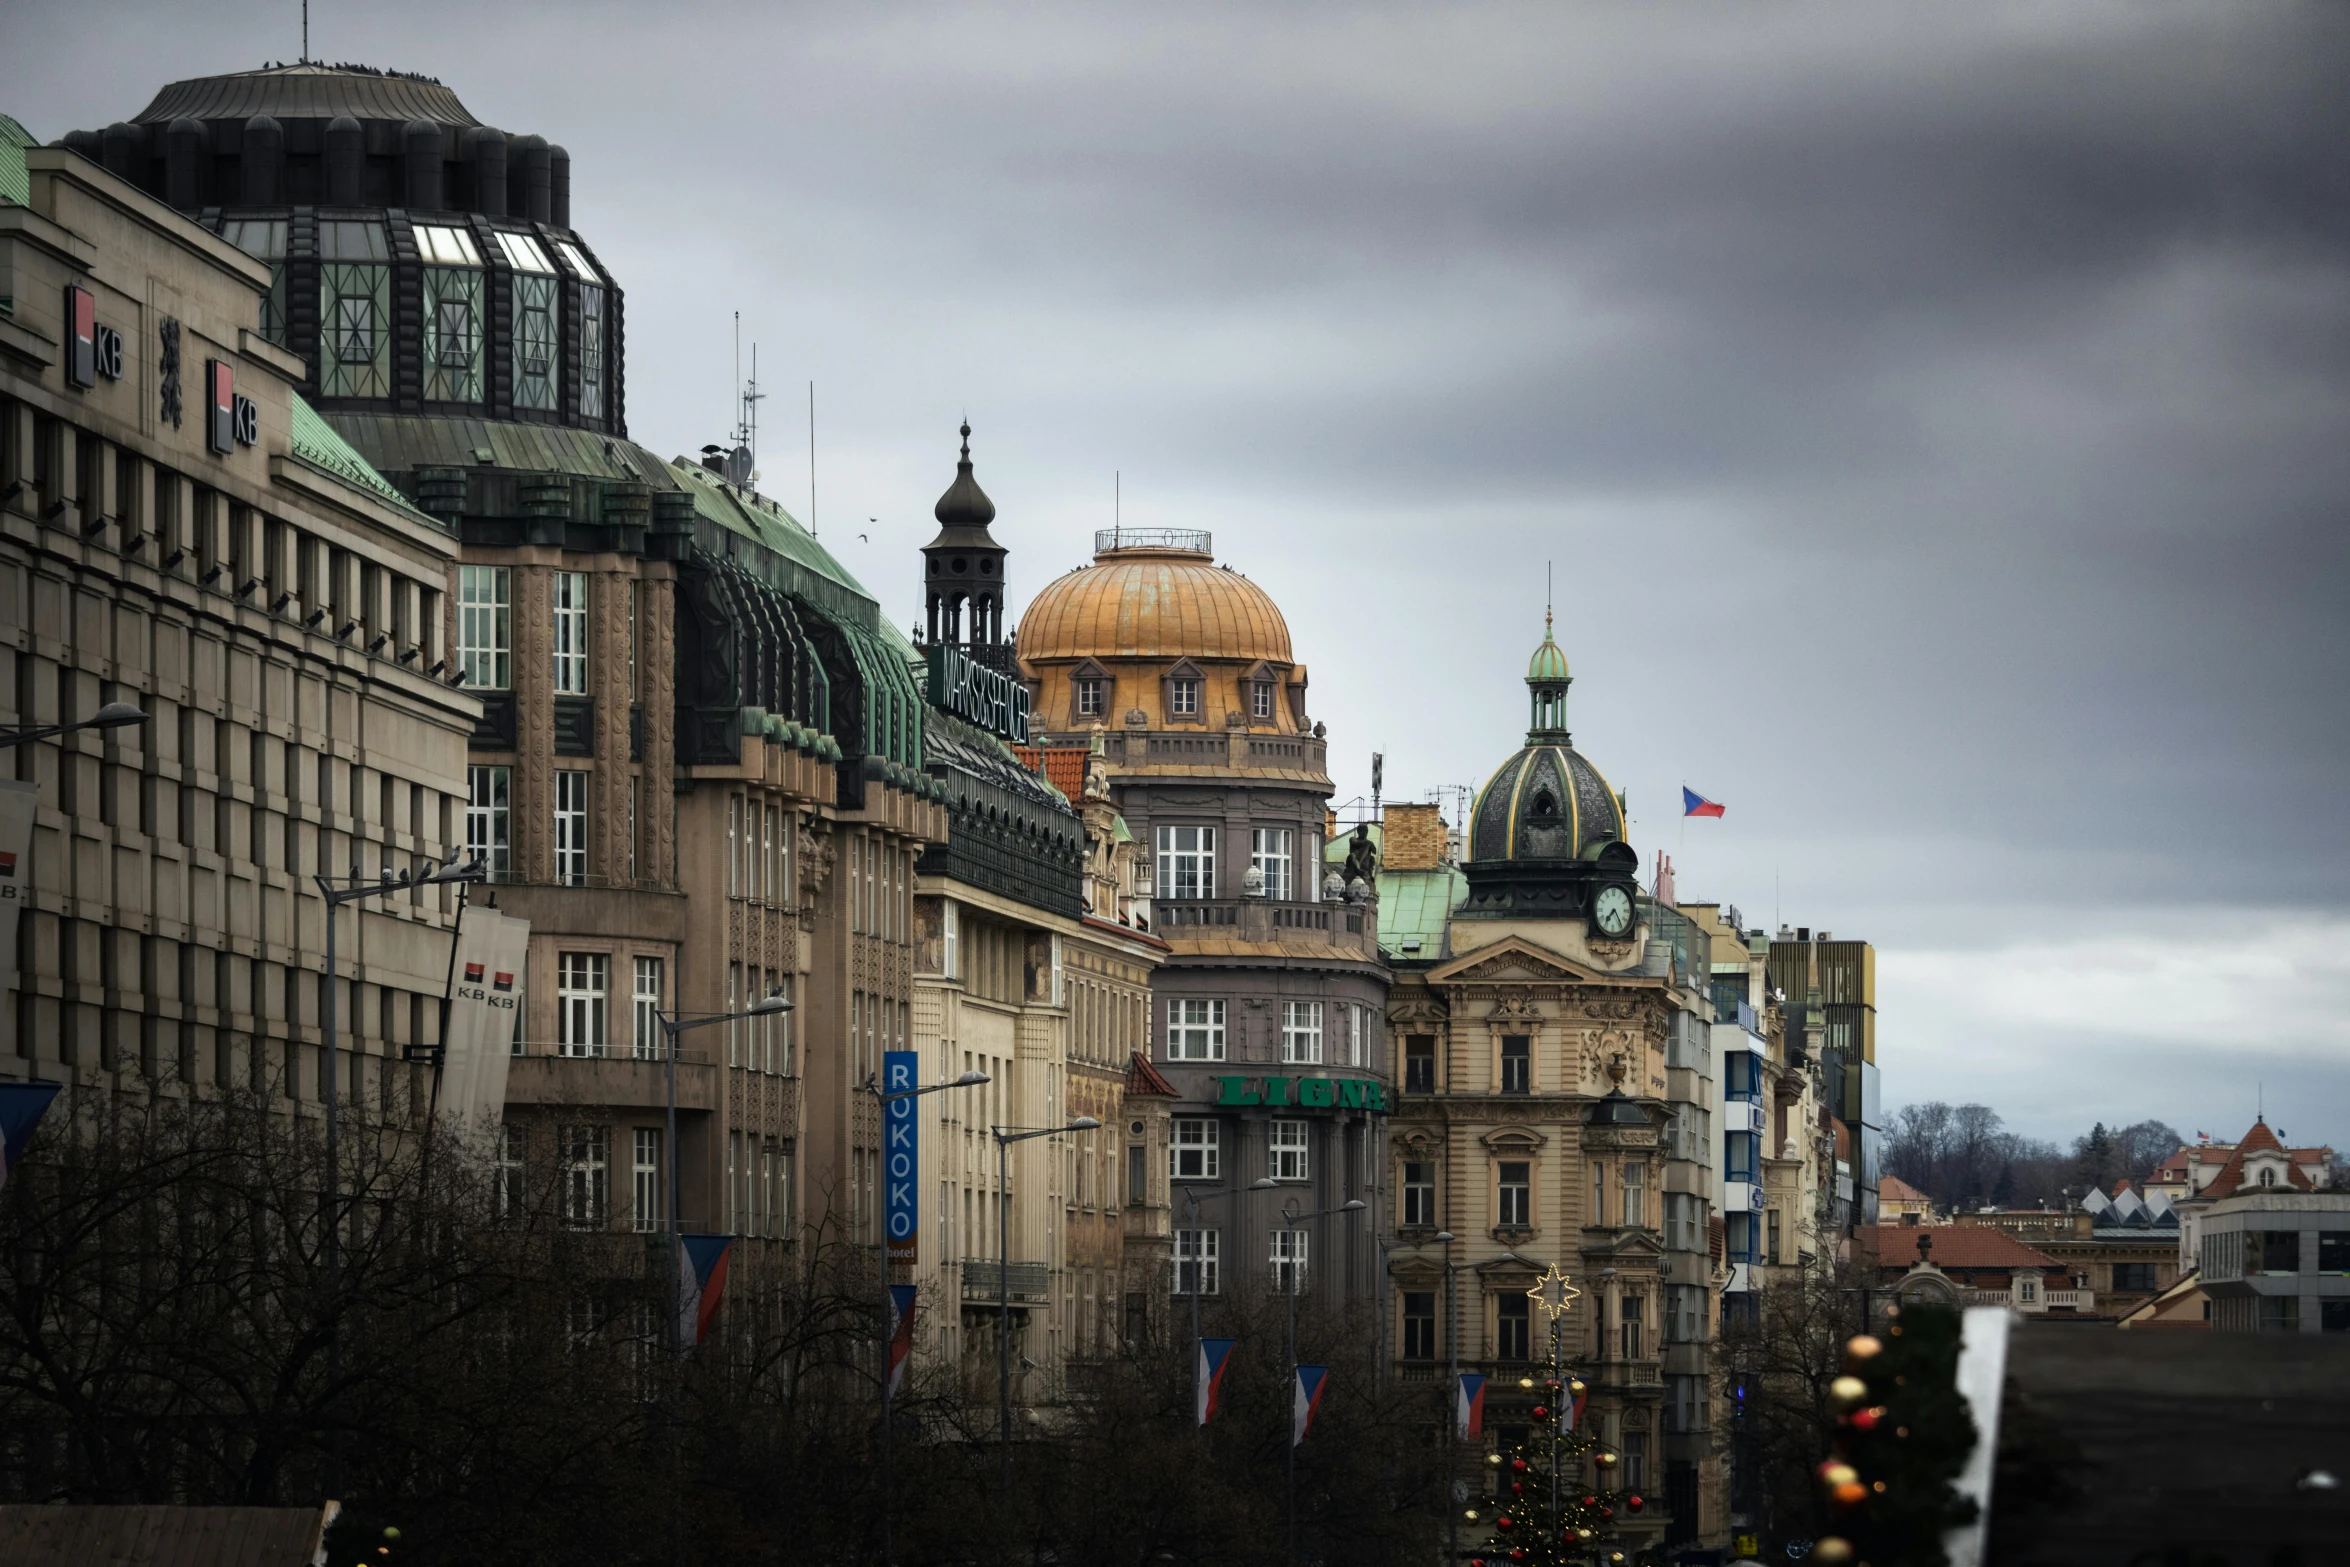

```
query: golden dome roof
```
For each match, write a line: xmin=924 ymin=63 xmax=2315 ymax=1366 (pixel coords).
xmin=1018 ymin=534 xmax=1293 ymax=664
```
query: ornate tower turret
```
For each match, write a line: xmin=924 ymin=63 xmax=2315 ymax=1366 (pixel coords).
xmin=921 ymin=422 xmax=1011 ymax=669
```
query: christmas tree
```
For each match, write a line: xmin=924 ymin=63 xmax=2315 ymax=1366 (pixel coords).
xmin=1809 ymin=1303 xmax=1978 ymax=1567
xmin=1464 ymin=1268 xmax=1653 ymax=1567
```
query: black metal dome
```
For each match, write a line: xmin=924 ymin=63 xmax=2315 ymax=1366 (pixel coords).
xmin=1468 ymin=742 xmax=1625 ymax=863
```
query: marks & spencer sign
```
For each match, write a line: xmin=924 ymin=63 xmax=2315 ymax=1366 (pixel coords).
xmin=927 ymin=644 xmax=1030 ymax=744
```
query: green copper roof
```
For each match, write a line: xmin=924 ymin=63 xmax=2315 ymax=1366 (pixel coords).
xmin=290 ymin=393 xmax=443 ymax=528
xmin=1527 ymin=615 xmax=1570 ymax=683
xmin=0 ymin=113 xmax=32 ymax=213
xmin=668 ymin=459 xmax=867 ymax=604
xmin=1377 ymin=864 xmax=1467 ymax=961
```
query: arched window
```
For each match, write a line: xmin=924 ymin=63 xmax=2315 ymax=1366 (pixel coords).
xmin=2259 ymin=1167 xmax=2276 ymax=1187
xmin=1532 ymin=790 xmax=1557 ymax=816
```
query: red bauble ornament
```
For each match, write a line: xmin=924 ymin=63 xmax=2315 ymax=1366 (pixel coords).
xmin=1546 ymin=1379 xmax=1563 ymax=1393
xmin=1581 ymin=1496 xmax=1597 ymax=1508
xmin=1531 ymin=1405 xmax=1550 ymax=1420
xmin=1851 ymin=1406 xmax=1884 ymax=1433
xmin=1509 ymin=1552 xmax=1526 ymax=1564
xmin=1511 ymin=1458 xmax=1529 ymax=1472
xmin=1601 ymin=1507 xmax=1615 ymax=1521
xmin=1626 ymin=1495 xmax=1644 ymax=1512
xmin=1496 ymin=1517 xmax=1514 ymax=1530
xmin=1510 ymin=1483 xmax=1524 ymax=1496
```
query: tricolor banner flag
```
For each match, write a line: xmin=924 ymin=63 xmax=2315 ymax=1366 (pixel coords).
xmin=675 ymin=1233 xmax=734 ymax=1348
xmin=0 ymin=1080 xmax=63 ymax=1195
xmin=886 ymin=1283 xmax=918 ymax=1397
xmin=1455 ymin=1372 xmax=1486 ymax=1439
xmin=1292 ymin=1364 xmax=1330 ymax=1448
xmin=1681 ymin=787 xmax=1726 ymax=819
xmin=1196 ymin=1336 xmax=1238 ymax=1427
xmin=1565 ymin=1379 xmax=1588 ymax=1432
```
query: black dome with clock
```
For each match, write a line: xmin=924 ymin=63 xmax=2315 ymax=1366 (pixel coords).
xmin=1460 ymin=616 xmax=1640 ymax=926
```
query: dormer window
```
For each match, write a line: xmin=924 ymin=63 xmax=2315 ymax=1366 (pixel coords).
xmin=1076 ymin=677 xmax=1104 ymax=716
xmin=1171 ymin=678 xmax=1200 ymax=716
xmin=1252 ymin=682 xmax=1274 ymax=720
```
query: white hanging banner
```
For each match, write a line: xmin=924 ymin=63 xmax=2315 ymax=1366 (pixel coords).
xmin=439 ymin=908 xmax=529 ymax=1135
xmin=0 ymin=781 xmax=37 ymax=1013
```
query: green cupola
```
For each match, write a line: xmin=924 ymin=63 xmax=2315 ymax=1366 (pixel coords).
xmin=1526 ymin=610 xmax=1572 ymax=737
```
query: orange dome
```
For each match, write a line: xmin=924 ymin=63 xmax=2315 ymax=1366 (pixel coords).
xmin=1018 ymin=539 xmax=1293 ymax=664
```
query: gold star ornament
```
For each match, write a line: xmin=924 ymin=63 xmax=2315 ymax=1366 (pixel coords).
xmin=1526 ymin=1264 xmax=1581 ymax=1320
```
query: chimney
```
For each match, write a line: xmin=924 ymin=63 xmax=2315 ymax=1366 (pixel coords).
xmin=1381 ymin=803 xmax=1446 ymax=871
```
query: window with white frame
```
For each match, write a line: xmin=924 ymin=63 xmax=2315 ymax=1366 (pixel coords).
xmin=467 ymin=765 xmax=511 ymax=880
xmin=1281 ymin=1000 xmax=1323 ymax=1064
xmin=558 ymin=953 xmax=608 ymax=1057
xmin=1170 ymin=677 xmax=1200 ymax=716
xmin=1252 ymin=681 xmax=1274 ymax=720
xmin=1076 ymin=676 xmax=1104 ymax=716
xmin=631 ymin=1128 xmax=663 ymax=1233
xmin=1403 ymin=1159 xmax=1437 ymax=1228
xmin=1623 ymin=1161 xmax=1647 ymax=1229
xmin=457 ymin=566 xmax=510 ymax=689
xmin=1171 ymin=1118 xmax=1220 ymax=1181
xmin=1166 ymin=998 xmax=1226 ymax=1062
xmin=1270 ymin=1229 xmax=1308 ymax=1295
xmin=553 ymin=572 xmax=589 ymax=693
xmin=1251 ymin=827 xmax=1293 ymax=900
xmin=632 ymin=957 xmax=664 ymax=1061
xmin=1175 ymin=1228 xmax=1220 ymax=1295
xmin=941 ymin=900 xmax=959 ymax=978
xmin=555 ymin=770 xmax=588 ymax=885
xmin=560 ymin=1124 xmax=608 ymax=1228
xmin=1269 ymin=1119 xmax=1310 ymax=1182
xmin=1156 ymin=825 xmax=1216 ymax=901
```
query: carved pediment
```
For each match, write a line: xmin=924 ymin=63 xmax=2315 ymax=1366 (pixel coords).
xmin=1481 ymin=1124 xmax=1549 ymax=1152
xmin=1431 ymin=936 xmax=1602 ymax=987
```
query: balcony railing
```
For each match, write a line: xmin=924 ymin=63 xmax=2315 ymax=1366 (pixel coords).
xmin=1096 ymin=527 xmax=1210 ymax=555
xmin=1152 ymin=898 xmax=1375 ymax=954
xmin=963 ymin=1260 xmax=1051 ymax=1302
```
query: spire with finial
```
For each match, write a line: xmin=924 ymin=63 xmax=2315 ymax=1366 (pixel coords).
xmin=1525 ymin=576 xmax=1572 ymax=738
xmin=922 ymin=419 xmax=1009 ymax=659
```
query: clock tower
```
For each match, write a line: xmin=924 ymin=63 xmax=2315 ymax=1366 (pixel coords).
xmin=1458 ymin=613 xmax=1641 ymax=932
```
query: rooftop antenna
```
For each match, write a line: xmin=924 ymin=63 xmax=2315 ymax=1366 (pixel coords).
xmin=1546 ymin=560 xmax=1554 ymax=638
xmin=301 ymin=0 xmax=309 ymax=64
xmin=808 ymin=380 xmax=817 ymax=536
xmin=1114 ymin=470 xmax=1121 ymax=549
xmin=1371 ymin=752 xmax=1384 ymax=819
xmin=744 ymin=344 xmax=763 ymax=480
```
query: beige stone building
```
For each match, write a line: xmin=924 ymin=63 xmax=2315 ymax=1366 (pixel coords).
xmin=0 ymin=131 xmax=475 ymax=1108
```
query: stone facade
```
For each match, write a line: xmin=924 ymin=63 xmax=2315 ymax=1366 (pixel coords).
xmin=1 ymin=143 xmax=475 ymax=1111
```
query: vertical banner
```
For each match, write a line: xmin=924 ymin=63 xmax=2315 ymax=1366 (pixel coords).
xmin=1196 ymin=1336 xmax=1238 ymax=1428
xmin=886 ymin=1283 xmax=918 ymax=1397
xmin=0 ymin=1080 xmax=62 ymax=1194
xmin=439 ymin=910 xmax=529 ymax=1134
xmin=1455 ymin=1372 xmax=1486 ymax=1439
xmin=675 ymin=1233 xmax=734 ymax=1348
xmin=0 ymin=781 xmax=34 ymax=1018
xmin=882 ymin=1049 xmax=918 ymax=1264
xmin=1564 ymin=1376 xmax=1587 ymax=1432
xmin=1292 ymin=1364 xmax=1329 ymax=1448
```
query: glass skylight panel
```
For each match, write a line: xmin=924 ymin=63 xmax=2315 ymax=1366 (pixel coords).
xmin=495 ymin=231 xmax=557 ymax=274
xmin=555 ymin=240 xmax=601 ymax=281
xmin=318 ymin=220 xmax=390 ymax=261
xmin=414 ymin=224 xmax=482 ymax=267
xmin=219 ymin=219 xmax=286 ymax=260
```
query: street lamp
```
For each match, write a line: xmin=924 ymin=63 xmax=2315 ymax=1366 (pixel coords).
xmin=1278 ymin=1194 xmax=1366 ymax=1566
xmin=0 ymin=700 xmax=148 ymax=749
xmin=992 ymin=1114 xmax=1102 ymax=1502
xmin=314 ymin=847 xmax=490 ymax=1493
xmin=1180 ymin=1177 xmax=1279 ymax=1417
xmin=1434 ymin=1232 xmax=1533 ymax=1567
xmin=864 ymin=1065 xmax=990 ymax=1567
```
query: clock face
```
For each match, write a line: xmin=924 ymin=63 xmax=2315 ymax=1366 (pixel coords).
xmin=1594 ymin=884 xmax=1634 ymax=936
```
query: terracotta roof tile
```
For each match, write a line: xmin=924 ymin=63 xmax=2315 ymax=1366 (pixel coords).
xmin=1859 ymin=1224 xmax=2059 ymax=1272
xmin=1124 ymin=1052 xmax=1180 ymax=1097
xmin=2199 ymin=1118 xmax=2316 ymax=1200
xmin=1878 ymin=1174 xmax=1932 ymax=1204
xmin=1011 ymin=743 xmax=1089 ymax=801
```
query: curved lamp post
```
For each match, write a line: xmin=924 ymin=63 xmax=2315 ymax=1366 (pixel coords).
xmin=0 ymin=700 xmax=148 ymax=749
xmin=992 ymin=1115 xmax=1102 ymax=1502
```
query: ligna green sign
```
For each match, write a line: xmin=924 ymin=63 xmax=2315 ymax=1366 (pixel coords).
xmin=1213 ymin=1075 xmax=1391 ymax=1112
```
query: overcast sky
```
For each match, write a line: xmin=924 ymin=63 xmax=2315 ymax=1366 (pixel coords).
xmin=11 ymin=1 xmax=2347 ymax=1151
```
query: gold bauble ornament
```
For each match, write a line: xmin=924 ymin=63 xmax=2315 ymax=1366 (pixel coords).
xmin=1595 ymin=1450 xmax=1619 ymax=1468
xmin=1812 ymin=1539 xmax=1856 ymax=1566
xmin=1844 ymin=1333 xmax=1883 ymax=1366
xmin=1819 ymin=1461 xmax=1859 ymax=1489
xmin=1829 ymin=1374 xmax=1870 ymax=1411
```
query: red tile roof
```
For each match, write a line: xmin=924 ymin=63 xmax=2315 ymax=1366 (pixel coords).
xmin=1878 ymin=1174 xmax=1932 ymax=1205
xmin=1012 ymin=743 xmax=1089 ymax=801
xmin=1124 ymin=1052 xmax=1180 ymax=1098
xmin=1859 ymin=1224 xmax=2059 ymax=1272
xmin=2199 ymin=1118 xmax=2316 ymax=1199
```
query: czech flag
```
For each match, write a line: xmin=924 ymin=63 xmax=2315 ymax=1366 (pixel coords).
xmin=1565 ymin=1377 xmax=1588 ymax=1432
xmin=1455 ymin=1372 xmax=1486 ymax=1439
xmin=1293 ymin=1364 xmax=1330 ymax=1447
xmin=886 ymin=1284 xmax=918 ymax=1398
xmin=675 ymin=1233 xmax=734 ymax=1348
xmin=0 ymin=1081 xmax=61 ymax=1195
xmin=1197 ymin=1336 xmax=1238 ymax=1427
xmin=1682 ymin=787 xmax=1725 ymax=819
